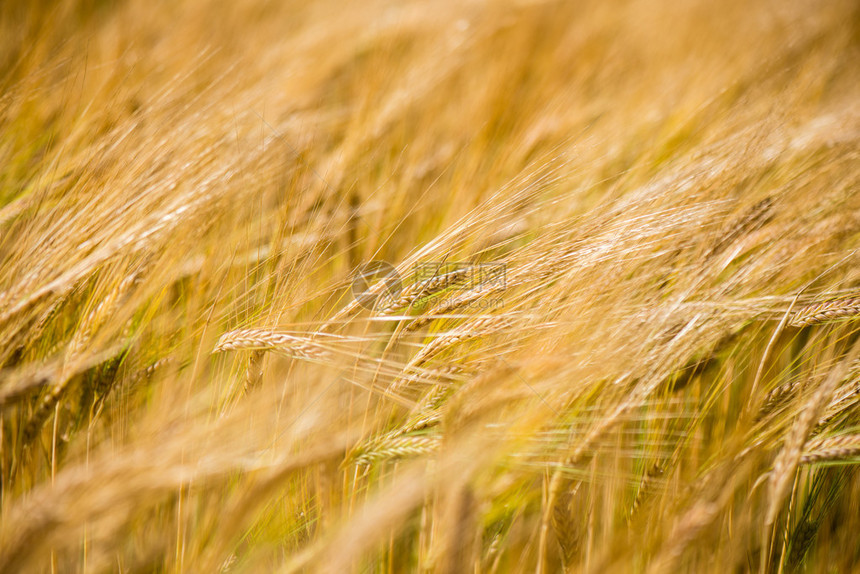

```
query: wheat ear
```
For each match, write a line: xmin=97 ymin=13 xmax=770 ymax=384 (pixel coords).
xmin=813 ymin=363 xmax=860 ymax=430
xmin=629 ymin=462 xmax=665 ymax=521
xmin=409 ymin=316 xmax=511 ymax=369
xmin=757 ymin=379 xmax=803 ymax=420
xmin=800 ymin=434 xmax=860 ymax=464
xmin=350 ymin=435 xmax=441 ymax=466
xmin=790 ymin=295 xmax=860 ymax=327
xmin=23 ymin=264 xmax=145 ymax=443
xmin=702 ymin=196 xmax=774 ymax=261
xmin=213 ymin=329 xmax=333 ymax=361
xmin=787 ymin=518 xmax=819 ymax=568
xmin=551 ymin=482 xmax=583 ymax=572
xmin=241 ymin=350 xmax=266 ymax=396
xmin=767 ymin=343 xmax=860 ymax=526
xmin=404 ymin=285 xmax=506 ymax=332
xmin=380 ymin=267 xmax=472 ymax=314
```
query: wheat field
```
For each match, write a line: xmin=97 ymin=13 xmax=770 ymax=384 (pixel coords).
xmin=1 ymin=0 xmax=859 ymax=572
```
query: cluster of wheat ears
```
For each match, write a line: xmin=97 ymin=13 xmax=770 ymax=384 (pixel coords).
xmin=0 ymin=0 xmax=859 ymax=572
